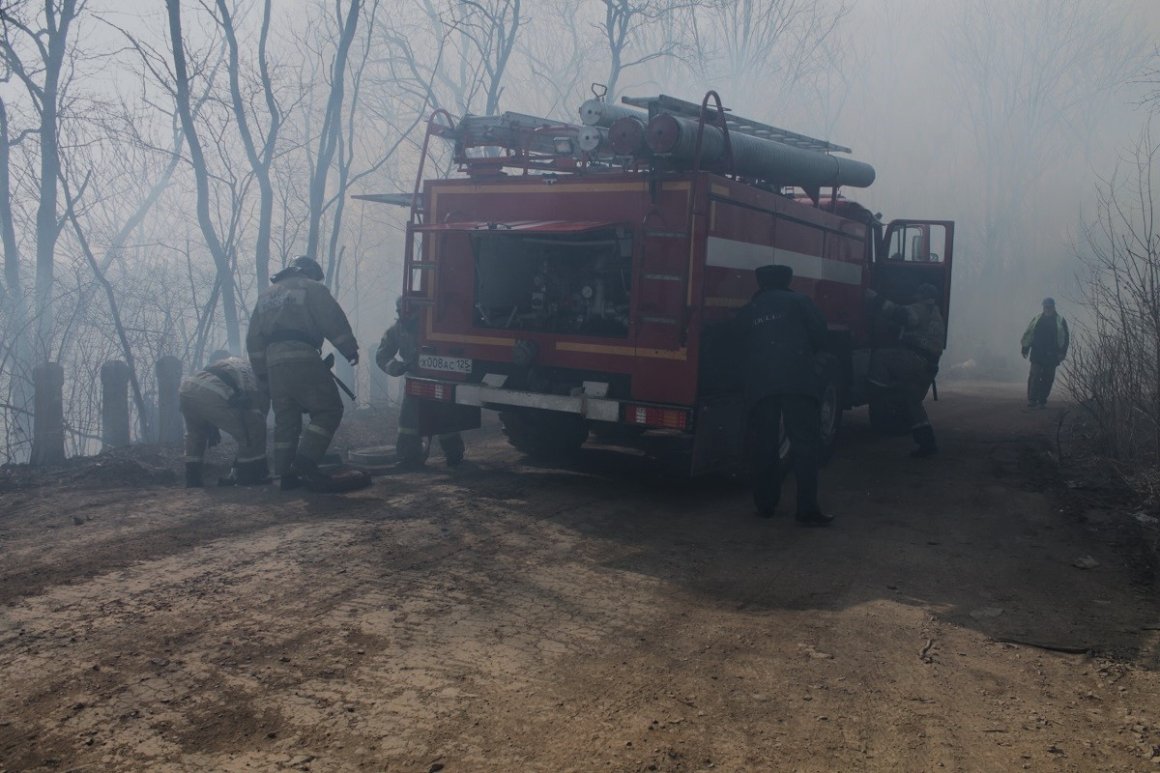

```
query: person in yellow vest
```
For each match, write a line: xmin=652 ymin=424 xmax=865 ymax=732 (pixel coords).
xmin=246 ymin=256 xmax=359 ymax=491
xmin=1020 ymin=297 xmax=1069 ymax=409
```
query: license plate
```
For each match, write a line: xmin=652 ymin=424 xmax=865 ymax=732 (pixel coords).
xmin=419 ymin=354 xmax=472 ymax=374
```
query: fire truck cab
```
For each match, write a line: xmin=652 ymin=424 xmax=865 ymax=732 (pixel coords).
xmin=360 ymin=93 xmax=953 ymax=474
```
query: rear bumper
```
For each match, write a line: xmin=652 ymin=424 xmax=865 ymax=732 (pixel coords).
xmin=405 ymin=377 xmax=692 ymax=430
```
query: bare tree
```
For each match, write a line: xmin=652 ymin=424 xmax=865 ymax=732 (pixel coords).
xmin=0 ymin=0 xmax=85 ymax=358
xmin=305 ymin=0 xmax=362 ymax=259
xmin=947 ymin=0 xmax=1150 ymax=355
xmin=1067 ymin=119 xmax=1160 ymax=460
xmin=165 ymin=0 xmax=241 ymax=351
xmin=596 ymin=0 xmax=699 ymax=99
xmin=215 ymin=0 xmax=283 ymax=289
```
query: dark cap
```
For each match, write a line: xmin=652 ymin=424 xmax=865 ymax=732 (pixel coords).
xmin=1042 ymin=297 xmax=1055 ymax=308
xmin=756 ymin=264 xmax=793 ymax=290
xmin=291 ymin=256 xmax=325 ymax=281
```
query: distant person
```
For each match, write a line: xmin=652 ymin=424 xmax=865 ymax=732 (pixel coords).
xmin=246 ymin=256 xmax=360 ymax=491
xmin=179 ymin=354 xmax=269 ymax=488
xmin=376 ymin=297 xmax=465 ymax=467
xmin=734 ymin=264 xmax=832 ymax=527
xmin=866 ymin=283 xmax=946 ymax=458
xmin=1021 ymin=297 xmax=1069 ymax=409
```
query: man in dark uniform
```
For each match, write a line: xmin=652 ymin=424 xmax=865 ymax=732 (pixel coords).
xmin=866 ymin=283 xmax=946 ymax=457
xmin=246 ymin=256 xmax=360 ymax=491
xmin=1021 ymin=297 xmax=1069 ymax=408
xmin=376 ymin=297 xmax=465 ymax=467
xmin=735 ymin=264 xmax=832 ymax=526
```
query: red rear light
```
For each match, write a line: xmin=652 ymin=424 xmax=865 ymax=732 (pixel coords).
xmin=623 ymin=404 xmax=690 ymax=430
xmin=406 ymin=379 xmax=455 ymax=402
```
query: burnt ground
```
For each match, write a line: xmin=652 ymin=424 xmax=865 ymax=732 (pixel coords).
xmin=1 ymin=382 xmax=1159 ymax=772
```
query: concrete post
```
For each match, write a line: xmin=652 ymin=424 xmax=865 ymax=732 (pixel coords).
xmin=31 ymin=362 xmax=65 ymax=466
xmin=100 ymin=360 xmax=131 ymax=449
xmin=156 ymin=356 xmax=184 ymax=445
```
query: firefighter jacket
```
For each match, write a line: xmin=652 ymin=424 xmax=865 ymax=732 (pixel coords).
xmin=882 ymin=298 xmax=946 ymax=363
xmin=246 ymin=274 xmax=358 ymax=380
xmin=1020 ymin=313 xmax=1069 ymax=365
xmin=734 ymin=287 xmax=829 ymax=403
xmin=375 ymin=315 xmax=419 ymax=376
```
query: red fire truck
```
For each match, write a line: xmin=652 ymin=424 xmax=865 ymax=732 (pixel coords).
xmin=360 ymin=93 xmax=953 ymax=474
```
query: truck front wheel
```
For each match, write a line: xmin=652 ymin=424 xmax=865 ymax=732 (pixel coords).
xmin=500 ymin=409 xmax=589 ymax=459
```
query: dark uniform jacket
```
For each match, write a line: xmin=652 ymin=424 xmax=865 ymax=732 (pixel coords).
xmin=734 ymin=287 xmax=829 ymax=403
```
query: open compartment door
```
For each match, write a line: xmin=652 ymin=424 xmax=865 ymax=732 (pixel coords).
xmin=874 ymin=220 xmax=954 ymax=322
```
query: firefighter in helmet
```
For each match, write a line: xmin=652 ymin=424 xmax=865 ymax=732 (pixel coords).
xmin=179 ymin=351 xmax=270 ymax=488
xmin=865 ymin=283 xmax=946 ymax=457
xmin=734 ymin=264 xmax=833 ymax=526
xmin=376 ymin=297 xmax=465 ymax=467
xmin=246 ymin=256 xmax=360 ymax=490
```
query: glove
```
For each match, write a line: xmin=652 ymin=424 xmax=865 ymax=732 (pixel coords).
xmin=386 ymin=359 xmax=407 ymax=377
xmin=1021 ymin=347 xmax=1029 ymax=359
xmin=347 ymin=353 xmax=359 ymax=367
xmin=864 ymin=288 xmax=880 ymax=304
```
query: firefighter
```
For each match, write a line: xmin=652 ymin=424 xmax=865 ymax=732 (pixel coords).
xmin=179 ymin=353 xmax=269 ymax=488
xmin=1021 ymin=297 xmax=1069 ymax=409
xmin=735 ymin=264 xmax=833 ymax=526
xmin=376 ymin=297 xmax=465 ymax=467
xmin=246 ymin=256 xmax=360 ymax=491
xmin=866 ymin=283 xmax=946 ymax=457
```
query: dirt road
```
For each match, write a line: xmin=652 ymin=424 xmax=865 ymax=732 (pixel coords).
xmin=2 ymin=383 xmax=1159 ymax=772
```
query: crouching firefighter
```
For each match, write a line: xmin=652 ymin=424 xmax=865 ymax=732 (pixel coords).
xmin=866 ymin=283 xmax=946 ymax=458
xmin=376 ymin=297 xmax=465 ymax=467
xmin=179 ymin=353 xmax=270 ymax=487
xmin=246 ymin=256 xmax=363 ymax=491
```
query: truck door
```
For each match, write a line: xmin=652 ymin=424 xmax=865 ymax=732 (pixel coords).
xmin=873 ymin=220 xmax=954 ymax=326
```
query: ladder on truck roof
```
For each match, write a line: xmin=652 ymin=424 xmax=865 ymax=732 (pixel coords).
xmin=620 ymin=94 xmax=852 ymax=154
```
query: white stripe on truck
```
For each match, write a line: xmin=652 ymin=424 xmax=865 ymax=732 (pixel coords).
xmin=706 ymin=236 xmax=863 ymax=286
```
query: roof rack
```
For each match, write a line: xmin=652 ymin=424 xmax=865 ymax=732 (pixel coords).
xmin=620 ymin=94 xmax=852 ymax=154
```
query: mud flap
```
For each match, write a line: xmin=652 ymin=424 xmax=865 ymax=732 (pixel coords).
xmin=690 ymin=394 xmax=748 ymax=476
xmin=416 ymin=400 xmax=481 ymax=436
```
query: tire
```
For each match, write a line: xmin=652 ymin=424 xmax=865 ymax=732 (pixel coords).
xmin=816 ymin=354 xmax=844 ymax=465
xmin=500 ymin=409 xmax=589 ymax=459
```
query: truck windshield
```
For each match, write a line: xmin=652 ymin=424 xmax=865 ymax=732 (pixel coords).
xmin=472 ymin=227 xmax=633 ymax=338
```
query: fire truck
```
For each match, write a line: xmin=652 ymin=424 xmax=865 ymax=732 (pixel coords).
xmin=359 ymin=92 xmax=953 ymax=474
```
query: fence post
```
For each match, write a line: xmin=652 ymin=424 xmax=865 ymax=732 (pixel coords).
xmin=31 ymin=362 xmax=65 ymax=466
xmin=156 ymin=356 xmax=184 ymax=445
xmin=100 ymin=360 xmax=131 ymax=450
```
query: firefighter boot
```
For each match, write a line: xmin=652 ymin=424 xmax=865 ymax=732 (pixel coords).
xmin=910 ymin=425 xmax=937 ymax=458
xmin=185 ymin=462 xmax=204 ymax=488
xmin=287 ymin=456 xmax=332 ymax=492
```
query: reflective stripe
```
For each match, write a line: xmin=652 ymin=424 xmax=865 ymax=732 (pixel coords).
xmin=397 ymin=427 xmax=420 ymax=435
xmin=273 ymin=441 xmax=296 ymax=449
xmin=333 ymin=333 xmax=355 ymax=348
xmin=185 ymin=454 xmax=205 ymax=462
xmin=304 ymin=424 xmax=330 ymax=437
xmin=236 ymin=454 xmax=267 ymax=463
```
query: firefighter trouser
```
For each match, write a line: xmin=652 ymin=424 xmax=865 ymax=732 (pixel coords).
xmin=751 ymin=393 xmax=820 ymax=516
xmin=267 ymin=344 xmax=343 ymax=474
xmin=179 ymin=381 xmax=267 ymax=464
xmin=397 ymin=393 xmax=463 ymax=462
xmin=870 ymin=348 xmax=934 ymax=430
xmin=1027 ymin=362 xmax=1057 ymax=406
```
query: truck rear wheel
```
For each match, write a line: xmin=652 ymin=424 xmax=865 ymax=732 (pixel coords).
xmin=817 ymin=354 xmax=844 ymax=465
xmin=500 ymin=409 xmax=589 ymax=459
